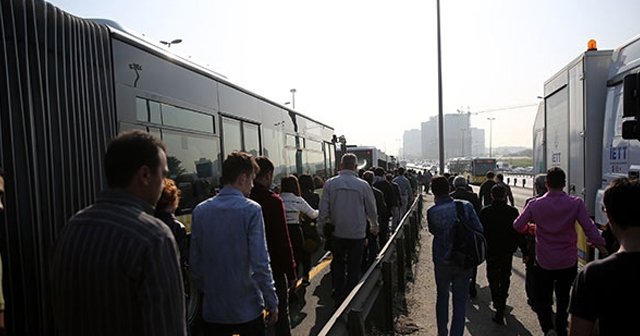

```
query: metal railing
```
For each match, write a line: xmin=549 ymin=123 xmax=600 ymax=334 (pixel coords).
xmin=318 ymin=194 xmax=424 ymax=335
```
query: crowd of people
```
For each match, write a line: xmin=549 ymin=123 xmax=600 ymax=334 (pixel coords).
xmin=0 ymin=130 xmax=636 ymax=336
xmin=427 ymin=167 xmax=638 ymax=336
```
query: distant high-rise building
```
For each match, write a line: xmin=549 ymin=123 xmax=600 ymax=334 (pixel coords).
xmin=421 ymin=113 xmax=472 ymax=160
xmin=402 ymin=129 xmax=422 ymax=160
xmin=470 ymin=128 xmax=486 ymax=157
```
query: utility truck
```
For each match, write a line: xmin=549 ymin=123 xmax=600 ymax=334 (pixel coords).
xmin=534 ymin=38 xmax=640 ymax=265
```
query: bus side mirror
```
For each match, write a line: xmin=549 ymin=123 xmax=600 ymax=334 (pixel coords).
xmin=623 ymin=73 xmax=640 ymax=140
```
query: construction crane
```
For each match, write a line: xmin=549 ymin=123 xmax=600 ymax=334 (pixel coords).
xmin=455 ymin=103 xmax=538 ymax=157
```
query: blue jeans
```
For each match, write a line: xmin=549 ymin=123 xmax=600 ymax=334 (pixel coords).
xmin=331 ymin=238 xmax=366 ymax=302
xmin=434 ymin=264 xmax=472 ymax=336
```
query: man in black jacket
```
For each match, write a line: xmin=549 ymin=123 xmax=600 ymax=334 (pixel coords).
xmin=362 ymin=171 xmax=387 ymax=269
xmin=373 ymin=168 xmax=397 ymax=245
xmin=479 ymin=184 xmax=523 ymax=325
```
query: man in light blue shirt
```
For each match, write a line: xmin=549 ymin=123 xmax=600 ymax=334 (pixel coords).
xmin=190 ymin=152 xmax=278 ymax=335
xmin=393 ymin=167 xmax=412 ymax=215
xmin=318 ymin=153 xmax=378 ymax=303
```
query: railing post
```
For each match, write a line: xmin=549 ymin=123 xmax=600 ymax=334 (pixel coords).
xmin=396 ymin=234 xmax=406 ymax=290
xmin=347 ymin=309 xmax=365 ymax=336
xmin=381 ymin=261 xmax=394 ymax=332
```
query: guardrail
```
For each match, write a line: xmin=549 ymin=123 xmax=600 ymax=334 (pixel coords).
xmin=318 ymin=193 xmax=424 ymax=335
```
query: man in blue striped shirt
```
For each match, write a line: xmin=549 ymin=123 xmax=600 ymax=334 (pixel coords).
xmin=191 ymin=152 xmax=278 ymax=336
xmin=51 ymin=130 xmax=186 ymax=336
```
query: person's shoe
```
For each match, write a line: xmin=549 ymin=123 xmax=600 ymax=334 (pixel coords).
xmin=469 ymin=284 xmax=477 ymax=299
xmin=491 ymin=312 xmax=505 ymax=325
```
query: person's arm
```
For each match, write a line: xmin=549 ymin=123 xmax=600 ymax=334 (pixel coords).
xmin=513 ymin=201 xmax=533 ymax=233
xmin=298 ymin=196 xmax=319 ymax=219
xmin=507 ymin=188 xmax=515 ymax=206
xmin=363 ymin=185 xmax=379 ymax=234
xmin=189 ymin=210 xmax=202 ymax=289
xmin=271 ymin=197 xmax=296 ymax=282
xmin=317 ymin=182 xmax=331 ymax=236
xmin=466 ymin=203 xmax=483 ymax=233
xmin=569 ymin=315 xmax=596 ymax=336
xmin=141 ymin=233 xmax=186 ymax=335
xmin=247 ymin=208 xmax=279 ymax=318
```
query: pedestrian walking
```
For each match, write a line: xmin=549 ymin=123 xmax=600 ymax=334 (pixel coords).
xmin=513 ymin=167 xmax=607 ymax=336
xmin=362 ymin=171 xmax=387 ymax=269
xmin=393 ymin=167 xmax=412 ymax=215
xmin=423 ymin=170 xmax=433 ymax=194
xmin=155 ymin=178 xmax=188 ymax=265
xmin=450 ymin=176 xmax=481 ymax=298
xmin=51 ymin=130 xmax=186 ymax=336
xmin=250 ymin=156 xmax=296 ymax=336
xmin=495 ymin=173 xmax=515 ymax=206
xmin=318 ymin=153 xmax=378 ymax=303
xmin=280 ymin=175 xmax=319 ymax=285
xmin=427 ymin=176 xmax=484 ymax=336
xmin=191 ymin=151 xmax=278 ymax=336
xmin=479 ymin=171 xmax=497 ymax=207
xmin=479 ymin=184 xmax=523 ymax=325
xmin=568 ymin=177 xmax=640 ymax=336
xmin=522 ymin=173 xmax=547 ymax=310
xmin=373 ymin=168 xmax=398 ymax=246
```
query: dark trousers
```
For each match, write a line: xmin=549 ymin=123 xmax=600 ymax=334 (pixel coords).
xmin=362 ymin=232 xmax=379 ymax=272
xmin=331 ymin=238 xmax=365 ymax=302
xmin=203 ymin=314 xmax=265 ymax=336
xmin=269 ymin=273 xmax=291 ymax=336
xmin=486 ymin=254 xmax=514 ymax=311
xmin=378 ymin=216 xmax=391 ymax=247
xmin=288 ymin=224 xmax=310 ymax=279
xmin=534 ymin=264 xmax=577 ymax=336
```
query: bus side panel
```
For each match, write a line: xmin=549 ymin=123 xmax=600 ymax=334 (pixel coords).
xmin=0 ymin=1 xmax=116 ymax=334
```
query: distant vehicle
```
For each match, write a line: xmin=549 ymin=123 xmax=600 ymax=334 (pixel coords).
xmin=535 ymin=38 xmax=640 ymax=265
xmin=344 ymin=145 xmax=394 ymax=171
xmin=448 ymin=157 xmax=497 ymax=184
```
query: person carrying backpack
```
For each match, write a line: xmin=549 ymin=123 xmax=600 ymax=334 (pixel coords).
xmin=427 ymin=176 xmax=484 ymax=336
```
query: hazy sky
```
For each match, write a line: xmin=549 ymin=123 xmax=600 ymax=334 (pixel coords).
xmin=48 ymin=0 xmax=640 ymax=156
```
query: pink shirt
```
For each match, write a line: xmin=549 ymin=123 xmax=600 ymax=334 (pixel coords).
xmin=513 ymin=191 xmax=605 ymax=270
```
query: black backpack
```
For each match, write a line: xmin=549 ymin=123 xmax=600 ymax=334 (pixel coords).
xmin=452 ymin=201 xmax=487 ymax=269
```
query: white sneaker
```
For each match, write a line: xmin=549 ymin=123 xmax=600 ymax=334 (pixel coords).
xmin=545 ymin=330 xmax=558 ymax=336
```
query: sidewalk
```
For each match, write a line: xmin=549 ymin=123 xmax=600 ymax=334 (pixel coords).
xmin=395 ymin=193 xmax=540 ymax=336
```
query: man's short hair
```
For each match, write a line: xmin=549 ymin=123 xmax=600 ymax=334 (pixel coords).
xmin=374 ymin=167 xmax=386 ymax=177
xmin=486 ymin=171 xmax=495 ymax=179
xmin=220 ymin=151 xmax=259 ymax=185
xmin=496 ymin=173 xmax=504 ymax=181
xmin=431 ymin=176 xmax=450 ymax=197
xmin=105 ymin=130 xmax=166 ymax=188
xmin=453 ymin=176 xmax=467 ymax=188
xmin=363 ymin=171 xmax=374 ymax=185
xmin=546 ymin=167 xmax=566 ymax=189
xmin=491 ymin=184 xmax=506 ymax=199
xmin=603 ymin=177 xmax=640 ymax=230
xmin=340 ymin=153 xmax=357 ymax=170
xmin=398 ymin=167 xmax=405 ymax=175
xmin=534 ymin=174 xmax=547 ymax=194
xmin=254 ymin=156 xmax=274 ymax=179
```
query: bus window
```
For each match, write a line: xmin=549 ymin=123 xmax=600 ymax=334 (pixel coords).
xmin=243 ymin=122 xmax=260 ymax=157
xmin=162 ymin=130 xmax=221 ymax=214
xmin=222 ymin=117 xmax=242 ymax=155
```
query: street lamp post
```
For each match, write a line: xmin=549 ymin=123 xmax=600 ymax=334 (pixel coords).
xmin=436 ymin=0 xmax=445 ymax=175
xmin=160 ymin=39 xmax=182 ymax=48
xmin=290 ymin=88 xmax=297 ymax=109
xmin=487 ymin=117 xmax=496 ymax=157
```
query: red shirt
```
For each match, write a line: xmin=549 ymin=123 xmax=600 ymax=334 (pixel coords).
xmin=250 ymin=184 xmax=296 ymax=280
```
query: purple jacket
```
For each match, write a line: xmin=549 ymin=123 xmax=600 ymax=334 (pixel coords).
xmin=513 ymin=190 xmax=605 ymax=270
